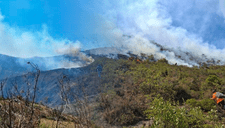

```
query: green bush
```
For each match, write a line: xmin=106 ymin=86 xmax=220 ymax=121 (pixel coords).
xmin=145 ymin=97 xmax=218 ymax=128
xmin=200 ymin=99 xmax=215 ymax=111
xmin=187 ymin=107 xmax=208 ymax=128
xmin=186 ymin=99 xmax=215 ymax=111
xmin=144 ymin=97 xmax=189 ymax=128
xmin=186 ymin=98 xmax=199 ymax=107
xmin=205 ymin=75 xmax=221 ymax=88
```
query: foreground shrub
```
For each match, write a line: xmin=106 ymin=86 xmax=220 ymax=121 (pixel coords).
xmin=144 ymin=97 xmax=220 ymax=128
xmin=144 ymin=97 xmax=189 ymax=128
xmin=186 ymin=98 xmax=215 ymax=111
xmin=98 ymin=78 xmax=147 ymax=125
xmin=200 ymin=99 xmax=216 ymax=111
xmin=205 ymin=75 xmax=222 ymax=89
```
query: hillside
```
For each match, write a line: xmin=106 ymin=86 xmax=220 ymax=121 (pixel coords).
xmin=91 ymin=57 xmax=225 ymax=127
xmin=0 ymin=47 xmax=131 ymax=107
xmin=2 ymin=47 xmax=225 ymax=127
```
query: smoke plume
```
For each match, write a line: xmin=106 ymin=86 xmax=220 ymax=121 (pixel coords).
xmin=55 ymin=42 xmax=94 ymax=68
xmin=93 ymin=0 xmax=225 ymax=66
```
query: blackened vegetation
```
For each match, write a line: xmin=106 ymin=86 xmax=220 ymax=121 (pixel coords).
xmin=96 ymin=64 xmax=103 ymax=78
xmin=175 ymin=89 xmax=192 ymax=104
xmin=117 ymin=54 xmax=129 ymax=60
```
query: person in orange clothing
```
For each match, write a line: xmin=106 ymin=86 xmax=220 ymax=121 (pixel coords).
xmin=211 ymin=89 xmax=225 ymax=109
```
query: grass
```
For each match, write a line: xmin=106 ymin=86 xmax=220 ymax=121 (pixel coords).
xmin=40 ymin=119 xmax=75 ymax=128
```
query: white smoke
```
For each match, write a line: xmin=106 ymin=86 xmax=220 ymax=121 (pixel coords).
xmin=55 ymin=41 xmax=94 ymax=68
xmin=93 ymin=0 xmax=225 ymax=66
xmin=56 ymin=42 xmax=81 ymax=56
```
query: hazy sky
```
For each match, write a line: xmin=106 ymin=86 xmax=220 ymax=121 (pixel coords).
xmin=0 ymin=0 xmax=225 ymax=59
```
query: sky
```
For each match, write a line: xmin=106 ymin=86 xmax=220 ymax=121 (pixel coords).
xmin=0 ymin=0 xmax=225 ymax=66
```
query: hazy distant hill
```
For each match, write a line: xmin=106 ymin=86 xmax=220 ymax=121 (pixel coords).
xmin=2 ymin=66 xmax=87 ymax=106
xmin=0 ymin=47 xmax=127 ymax=79
xmin=0 ymin=54 xmax=30 ymax=79
xmin=0 ymin=47 xmax=128 ymax=106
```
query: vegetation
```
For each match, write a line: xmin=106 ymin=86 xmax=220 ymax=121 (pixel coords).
xmin=2 ymin=54 xmax=225 ymax=127
xmin=0 ymin=62 xmax=96 ymax=128
xmin=144 ymin=97 xmax=223 ymax=128
xmin=96 ymin=56 xmax=225 ymax=127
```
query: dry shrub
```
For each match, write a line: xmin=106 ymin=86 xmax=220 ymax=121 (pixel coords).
xmin=0 ymin=63 xmax=83 ymax=128
xmin=98 ymin=75 xmax=147 ymax=126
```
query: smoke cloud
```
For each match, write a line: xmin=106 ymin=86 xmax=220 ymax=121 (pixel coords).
xmin=94 ymin=0 xmax=225 ymax=66
xmin=55 ymin=42 xmax=94 ymax=68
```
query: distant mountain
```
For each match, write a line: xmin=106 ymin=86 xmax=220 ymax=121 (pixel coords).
xmin=0 ymin=54 xmax=30 ymax=80
xmin=0 ymin=47 xmax=129 ymax=107
xmin=0 ymin=47 xmax=129 ymax=80
xmin=2 ymin=66 xmax=88 ymax=106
